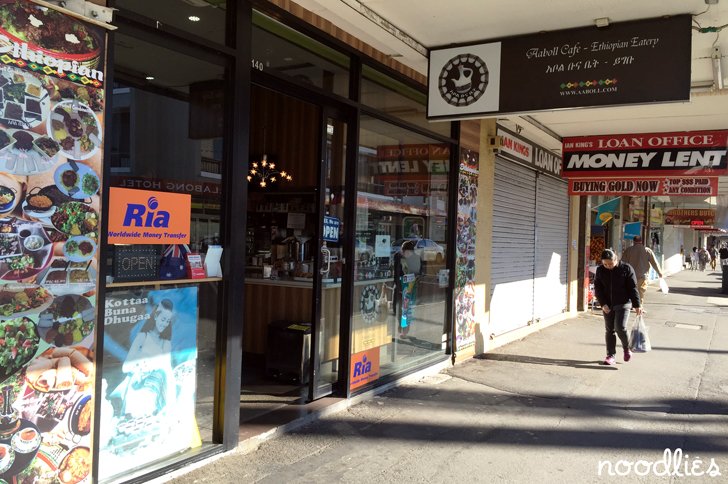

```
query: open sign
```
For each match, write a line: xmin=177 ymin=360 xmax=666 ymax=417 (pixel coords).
xmin=323 ymin=216 xmax=340 ymax=243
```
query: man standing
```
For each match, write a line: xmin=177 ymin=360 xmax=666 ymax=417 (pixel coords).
xmin=621 ymin=235 xmax=663 ymax=304
xmin=594 ymin=249 xmax=642 ymax=365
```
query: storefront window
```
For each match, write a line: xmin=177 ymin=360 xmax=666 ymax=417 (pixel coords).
xmin=350 ymin=116 xmax=450 ymax=391
xmin=252 ymin=11 xmax=350 ymax=98
xmin=99 ymin=36 xmax=225 ymax=482
xmin=361 ymin=65 xmax=451 ymax=138
xmin=115 ymin=0 xmax=227 ymax=45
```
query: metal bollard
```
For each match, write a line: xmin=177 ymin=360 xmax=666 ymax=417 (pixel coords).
xmin=722 ymin=259 xmax=728 ymax=294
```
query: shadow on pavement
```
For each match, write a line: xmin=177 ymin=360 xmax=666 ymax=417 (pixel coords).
xmin=667 ymin=286 xmax=726 ymax=297
xmin=476 ymin=352 xmax=615 ymax=370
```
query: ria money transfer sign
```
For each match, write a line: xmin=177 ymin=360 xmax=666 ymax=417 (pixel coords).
xmin=562 ymin=130 xmax=728 ymax=178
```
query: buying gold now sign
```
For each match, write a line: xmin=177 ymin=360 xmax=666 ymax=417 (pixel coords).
xmin=108 ymin=188 xmax=191 ymax=244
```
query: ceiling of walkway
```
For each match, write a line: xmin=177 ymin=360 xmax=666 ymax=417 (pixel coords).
xmin=296 ymin=0 xmax=728 ymax=151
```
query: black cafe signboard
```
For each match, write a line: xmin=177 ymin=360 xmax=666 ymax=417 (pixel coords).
xmin=427 ymin=15 xmax=691 ymax=119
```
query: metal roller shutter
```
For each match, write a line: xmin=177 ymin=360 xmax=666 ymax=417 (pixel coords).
xmin=533 ymin=174 xmax=569 ymax=321
xmin=491 ymin=158 xmax=536 ymax=336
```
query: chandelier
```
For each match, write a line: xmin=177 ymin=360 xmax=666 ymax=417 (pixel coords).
xmin=247 ymin=154 xmax=293 ymax=188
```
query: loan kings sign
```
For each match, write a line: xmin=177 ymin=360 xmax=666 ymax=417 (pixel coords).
xmin=497 ymin=125 xmax=562 ymax=177
xmin=562 ymin=130 xmax=728 ymax=177
xmin=428 ymin=15 xmax=691 ymax=119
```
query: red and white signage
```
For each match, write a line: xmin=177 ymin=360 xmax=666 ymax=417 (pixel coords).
xmin=568 ymin=177 xmax=718 ymax=196
xmin=562 ymin=130 xmax=728 ymax=178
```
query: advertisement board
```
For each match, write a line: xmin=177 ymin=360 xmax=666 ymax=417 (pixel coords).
xmin=100 ymin=287 xmax=201 ymax=480
xmin=455 ymin=149 xmax=478 ymax=349
xmin=107 ymin=187 xmax=191 ymax=244
xmin=428 ymin=16 xmax=691 ymax=119
xmin=664 ymin=209 xmax=715 ymax=226
xmin=568 ymin=177 xmax=719 ymax=196
xmin=562 ymin=130 xmax=728 ymax=178
xmin=0 ymin=2 xmax=106 ymax=482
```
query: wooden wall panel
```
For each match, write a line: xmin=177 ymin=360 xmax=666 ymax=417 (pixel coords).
xmin=250 ymin=85 xmax=321 ymax=188
xmin=460 ymin=120 xmax=482 ymax=153
xmin=244 ymin=284 xmax=313 ymax=353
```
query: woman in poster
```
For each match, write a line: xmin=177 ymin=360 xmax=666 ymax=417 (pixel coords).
xmin=116 ymin=299 xmax=176 ymax=418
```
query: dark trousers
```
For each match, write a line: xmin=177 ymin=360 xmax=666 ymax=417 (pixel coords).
xmin=604 ymin=303 xmax=631 ymax=356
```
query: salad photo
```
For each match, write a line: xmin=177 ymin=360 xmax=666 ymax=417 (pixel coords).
xmin=0 ymin=316 xmax=38 ymax=383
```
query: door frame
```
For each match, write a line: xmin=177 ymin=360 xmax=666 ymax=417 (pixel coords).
xmin=309 ymin=103 xmax=358 ymax=400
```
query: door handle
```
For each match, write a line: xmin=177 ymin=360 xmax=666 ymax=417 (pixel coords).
xmin=320 ymin=245 xmax=331 ymax=275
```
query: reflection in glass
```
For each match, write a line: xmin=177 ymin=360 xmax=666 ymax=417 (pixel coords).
xmin=252 ymin=11 xmax=350 ymax=98
xmin=115 ymin=0 xmax=227 ymax=45
xmin=352 ymin=116 xmax=450 ymax=388
xmin=361 ymin=65 xmax=451 ymax=138
xmin=100 ymin=33 xmax=225 ymax=480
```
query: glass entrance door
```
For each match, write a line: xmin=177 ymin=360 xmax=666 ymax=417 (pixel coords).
xmin=310 ymin=109 xmax=349 ymax=400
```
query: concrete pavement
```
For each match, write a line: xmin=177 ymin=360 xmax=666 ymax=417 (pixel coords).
xmin=168 ymin=268 xmax=728 ymax=483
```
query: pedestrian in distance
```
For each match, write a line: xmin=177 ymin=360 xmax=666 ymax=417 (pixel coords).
xmin=710 ymin=245 xmax=719 ymax=271
xmin=594 ymin=249 xmax=642 ymax=366
xmin=698 ymin=246 xmax=710 ymax=272
xmin=720 ymin=243 xmax=728 ymax=261
xmin=621 ymin=235 xmax=663 ymax=304
xmin=691 ymin=247 xmax=699 ymax=271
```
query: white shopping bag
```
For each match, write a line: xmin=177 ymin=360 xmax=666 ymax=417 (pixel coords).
xmin=629 ymin=315 xmax=651 ymax=352
xmin=658 ymin=277 xmax=669 ymax=294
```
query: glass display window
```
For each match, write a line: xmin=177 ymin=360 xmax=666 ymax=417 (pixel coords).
xmin=350 ymin=115 xmax=452 ymax=391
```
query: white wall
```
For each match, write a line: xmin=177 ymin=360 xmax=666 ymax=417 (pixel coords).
xmin=662 ymin=226 xmax=696 ymax=276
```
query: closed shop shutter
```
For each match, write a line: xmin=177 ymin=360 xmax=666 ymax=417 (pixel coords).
xmin=533 ymin=174 xmax=569 ymax=321
xmin=490 ymin=158 xmax=536 ymax=336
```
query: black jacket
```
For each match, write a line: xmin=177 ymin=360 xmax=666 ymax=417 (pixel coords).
xmin=594 ymin=262 xmax=641 ymax=308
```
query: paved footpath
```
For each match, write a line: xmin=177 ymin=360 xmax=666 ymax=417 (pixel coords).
xmin=170 ymin=269 xmax=728 ymax=483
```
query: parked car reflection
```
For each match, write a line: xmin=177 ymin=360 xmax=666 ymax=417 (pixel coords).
xmin=391 ymin=238 xmax=445 ymax=263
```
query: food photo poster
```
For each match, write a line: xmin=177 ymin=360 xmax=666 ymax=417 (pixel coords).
xmin=0 ymin=1 xmax=107 ymax=483
xmin=99 ymin=287 xmax=200 ymax=480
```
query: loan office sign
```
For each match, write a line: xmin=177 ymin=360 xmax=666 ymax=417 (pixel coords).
xmin=562 ymin=130 xmax=728 ymax=178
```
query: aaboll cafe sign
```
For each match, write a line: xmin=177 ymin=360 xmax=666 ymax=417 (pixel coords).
xmin=428 ymin=16 xmax=691 ymax=119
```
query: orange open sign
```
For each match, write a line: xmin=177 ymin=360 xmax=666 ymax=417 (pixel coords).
xmin=108 ymin=188 xmax=191 ymax=244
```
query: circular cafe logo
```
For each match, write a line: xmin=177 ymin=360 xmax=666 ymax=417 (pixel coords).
xmin=438 ymin=53 xmax=488 ymax=107
xmin=360 ymin=284 xmax=380 ymax=324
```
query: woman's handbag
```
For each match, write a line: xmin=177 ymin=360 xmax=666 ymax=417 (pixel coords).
xmin=629 ymin=314 xmax=651 ymax=352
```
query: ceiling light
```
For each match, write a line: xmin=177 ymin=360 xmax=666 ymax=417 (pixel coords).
xmin=188 ymin=15 xmax=201 ymax=22
xmin=145 ymin=75 xmax=154 ymax=80
xmin=594 ymin=17 xmax=610 ymax=28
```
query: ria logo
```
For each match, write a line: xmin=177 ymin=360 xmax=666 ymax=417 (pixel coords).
xmin=123 ymin=196 xmax=170 ymax=228
xmin=353 ymin=355 xmax=372 ymax=377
